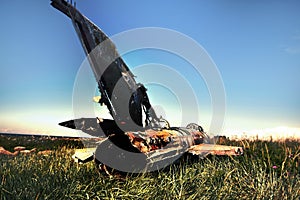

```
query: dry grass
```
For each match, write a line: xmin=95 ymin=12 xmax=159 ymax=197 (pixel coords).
xmin=0 ymin=135 xmax=299 ymax=199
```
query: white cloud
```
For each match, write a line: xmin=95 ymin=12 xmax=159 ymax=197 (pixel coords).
xmin=223 ymin=126 xmax=300 ymax=141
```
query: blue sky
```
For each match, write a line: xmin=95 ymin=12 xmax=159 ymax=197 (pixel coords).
xmin=0 ymin=0 xmax=299 ymax=136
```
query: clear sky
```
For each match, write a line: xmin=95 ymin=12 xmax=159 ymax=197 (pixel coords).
xmin=0 ymin=0 xmax=299 ymax=136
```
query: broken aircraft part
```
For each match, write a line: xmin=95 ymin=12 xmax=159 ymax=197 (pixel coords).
xmin=51 ymin=0 xmax=243 ymax=173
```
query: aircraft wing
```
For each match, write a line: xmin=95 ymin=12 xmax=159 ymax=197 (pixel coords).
xmin=188 ymin=144 xmax=243 ymax=158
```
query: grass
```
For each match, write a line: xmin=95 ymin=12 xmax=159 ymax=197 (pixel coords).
xmin=0 ymin=135 xmax=300 ymax=199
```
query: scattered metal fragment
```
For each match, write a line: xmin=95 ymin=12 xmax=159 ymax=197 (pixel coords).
xmin=0 ymin=146 xmax=37 ymax=156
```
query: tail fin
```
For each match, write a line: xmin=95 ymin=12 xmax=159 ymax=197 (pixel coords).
xmin=51 ymin=0 xmax=160 ymax=129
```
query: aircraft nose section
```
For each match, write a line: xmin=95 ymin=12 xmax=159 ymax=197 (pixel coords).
xmin=59 ymin=120 xmax=76 ymax=129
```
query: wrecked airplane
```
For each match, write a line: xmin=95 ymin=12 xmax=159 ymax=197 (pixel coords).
xmin=51 ymin=0 xmax=243 ymax=173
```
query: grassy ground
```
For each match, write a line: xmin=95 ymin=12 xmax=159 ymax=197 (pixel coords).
xmin=0 ymin=135 xmax=299 ymax=200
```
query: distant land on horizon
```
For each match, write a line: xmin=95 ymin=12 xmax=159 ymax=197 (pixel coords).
xmin=223 ymin=126 xmax=300 ymax=141
xmin=0 ymin=132 xmax=94 ymax=138
xmin=1 ymin=126 xmax=300 ymax=142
